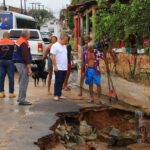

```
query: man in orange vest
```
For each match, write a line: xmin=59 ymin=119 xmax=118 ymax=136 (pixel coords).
xmin=13 ymin=30 xmax=32 ymax=105
xmin=0 ymin=32 xmax=16 ymax=98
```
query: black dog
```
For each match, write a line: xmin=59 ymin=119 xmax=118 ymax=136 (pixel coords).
xmin=32 ymin=61 xmax=48 ymax=87
xmin=32 ymin=70 xmax=48 ymax=87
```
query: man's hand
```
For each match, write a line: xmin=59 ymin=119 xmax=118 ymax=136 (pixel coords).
xmin=51 ymin=54 xmax=58 ymax=72
xmin=42 ymin=57 xmax=46 ymax=63
xmin=54 ymin=65 xmax=58 ymax=72
xmin=27 ymin=64 xmax=32 ymax=76
xmin=28 ymin=68 xmax=32 ymax=76
xmin=43 ymin=57 xmax=46 ymax=62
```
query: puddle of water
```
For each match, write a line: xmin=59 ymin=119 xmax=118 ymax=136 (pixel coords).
xmin=24 ymin=110 xmax=34 ymax=116
xmin=12 ymin=106 xmax=34 ymax=116
xmin=14 ymin=109 xmax=19 ymax=113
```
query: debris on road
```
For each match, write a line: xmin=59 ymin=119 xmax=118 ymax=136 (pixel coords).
xmin=35 ymin=106 xmax=150 ymax=150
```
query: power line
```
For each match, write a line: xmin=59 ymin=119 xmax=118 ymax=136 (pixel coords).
xmin=38 ymin=4 xmax=41 ymax=10
xmin=29 ymin=2 xmax=41 ymax=10
xmin=41 ymin=5 xmax=44 ymax=10
xmin=30 ymin=3 xmax=34 ymax=10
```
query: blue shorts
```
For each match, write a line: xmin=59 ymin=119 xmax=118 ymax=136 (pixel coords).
xmin=85 ymin=68 xmax=101 ymax=86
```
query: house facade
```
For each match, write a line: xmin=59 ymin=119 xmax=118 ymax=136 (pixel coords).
xmin=67 ymin=0 xmax=97 ymax=51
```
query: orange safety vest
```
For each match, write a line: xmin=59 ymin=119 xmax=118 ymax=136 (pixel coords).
xmin=15 ymin=36 xmax=29 ymax=47
xmin=13 ymin=36 xmax=32 ymax=63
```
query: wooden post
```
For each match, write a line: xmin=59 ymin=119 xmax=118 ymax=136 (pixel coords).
xmin=77 ymin=16 xmax=80 ymax=51
xmin=80 ymin=15 xmax=83 ymax=46
xmin=74 ymin=15 xmax=78 ymax=51
xmin=86 ymin=12 xmax=89 ymax=36
xmin=92 ymin=6 xmax=96 ymax=43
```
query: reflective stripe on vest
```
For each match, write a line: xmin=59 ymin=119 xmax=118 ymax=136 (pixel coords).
xmin=15 ymin=37 xmax=29 ymax=48
xmin=0 ymin=38 xmax=15 ymax=60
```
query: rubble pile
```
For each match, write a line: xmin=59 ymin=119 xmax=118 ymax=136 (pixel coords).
xmin=54 ymin=120 xmax=139 ymax=149
xmin=36 ymin=107 xmax=150 ymax=150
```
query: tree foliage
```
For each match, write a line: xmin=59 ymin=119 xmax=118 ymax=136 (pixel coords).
xmin=96 ymin=0 xmax=150 ymax=43
xmin=67 ymin=11 xmax=74 ymax=29
xmin=68 ymin=0 xmax=88 ymax=29
xmin=71 ymin=0 xmax=89 ymax=4
xmin=28 ymin=9 xmax=54 ymax=27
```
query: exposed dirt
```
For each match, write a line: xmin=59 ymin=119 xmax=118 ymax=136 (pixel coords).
xmin=36 ymin=106 xmax=150 ymax=150
xmin=83 ymin=108 xmax=137 ymax=132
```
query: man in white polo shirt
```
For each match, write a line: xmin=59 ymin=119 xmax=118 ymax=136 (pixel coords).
xmin=51 ymin=34 xmax=68 ymax=101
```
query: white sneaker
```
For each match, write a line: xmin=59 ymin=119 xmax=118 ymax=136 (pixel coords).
xmin=53 ymin=96 xmax=59 ymax=101
xmin=59 ymin=96 xmax=66 ymax=99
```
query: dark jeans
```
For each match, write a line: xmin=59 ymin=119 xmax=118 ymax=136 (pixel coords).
xmin=0 ymin=60 xmax=15 ymax=93
xmin=54 ymin=70 xmax=67 ymax=96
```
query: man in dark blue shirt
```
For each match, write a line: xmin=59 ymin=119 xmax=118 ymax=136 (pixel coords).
xmin=0 ymin=32 xmax=15 ymax=98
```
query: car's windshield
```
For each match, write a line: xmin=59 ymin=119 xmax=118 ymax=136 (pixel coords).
xmin=10 ymin=30 xmax=40 ymax=40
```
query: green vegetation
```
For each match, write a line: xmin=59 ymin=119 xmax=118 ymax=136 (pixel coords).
xmin=68 ymin=0 xmax=89 ymax=29
xmin=95 ymin=0 xmax=150 ymax=80
xmin=96 ymin=0 xmax=150 ymax=43
xmin=70 ymin=37 xmax=74 ymax=48
xmin=70 ymin=0 xmax=150 ymax=46
xmin=28 ymin=9 xmax=54 ymax=27
xmin=67 ymin=12 xmax=74 ymax=29
xmin=71 ymin=0 xmax=88 ymax=4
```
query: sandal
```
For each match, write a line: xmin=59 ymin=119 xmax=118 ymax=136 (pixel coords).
xmin=87 ymin=100 xmax=94 ymax=103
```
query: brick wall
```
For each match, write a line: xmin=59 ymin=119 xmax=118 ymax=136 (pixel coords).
xmin=100 ymin=53 xmax=150 ymax=84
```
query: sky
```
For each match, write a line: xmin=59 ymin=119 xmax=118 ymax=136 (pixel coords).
xmin=2 ymin=0 xmax=71 ymax=17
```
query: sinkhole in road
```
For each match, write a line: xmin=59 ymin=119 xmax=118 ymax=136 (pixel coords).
xmin=35 ymin=106 xmax=150 ymax=150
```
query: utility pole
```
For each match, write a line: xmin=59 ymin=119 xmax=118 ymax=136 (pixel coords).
xmin=20 ymin=0 xmax=23 ymax=14
xmin=3 ymin=0 xmax=6 ymax=10
xmin=35 ymin=3 xmax=37 ymax=10
xmin=38 ymin=4 xmax=41 ymax=10
xmin=30 ymin=3 xmax=34 ymax=10
xmin=41 ymin=5 xmax=44 ymax=10
xmin=30 ymin=3 xmax=40 ymax=10
xmin=24 ymin=0 xmax=27 ymax=14
xmin=35 ymin=3 xmax=40 ymax=10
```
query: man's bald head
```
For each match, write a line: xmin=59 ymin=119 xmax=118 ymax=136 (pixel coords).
xmin=59 ymin=33 xmax=68 ymax=45
xmin=21 ymin=29 xmax=30 ymax=40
